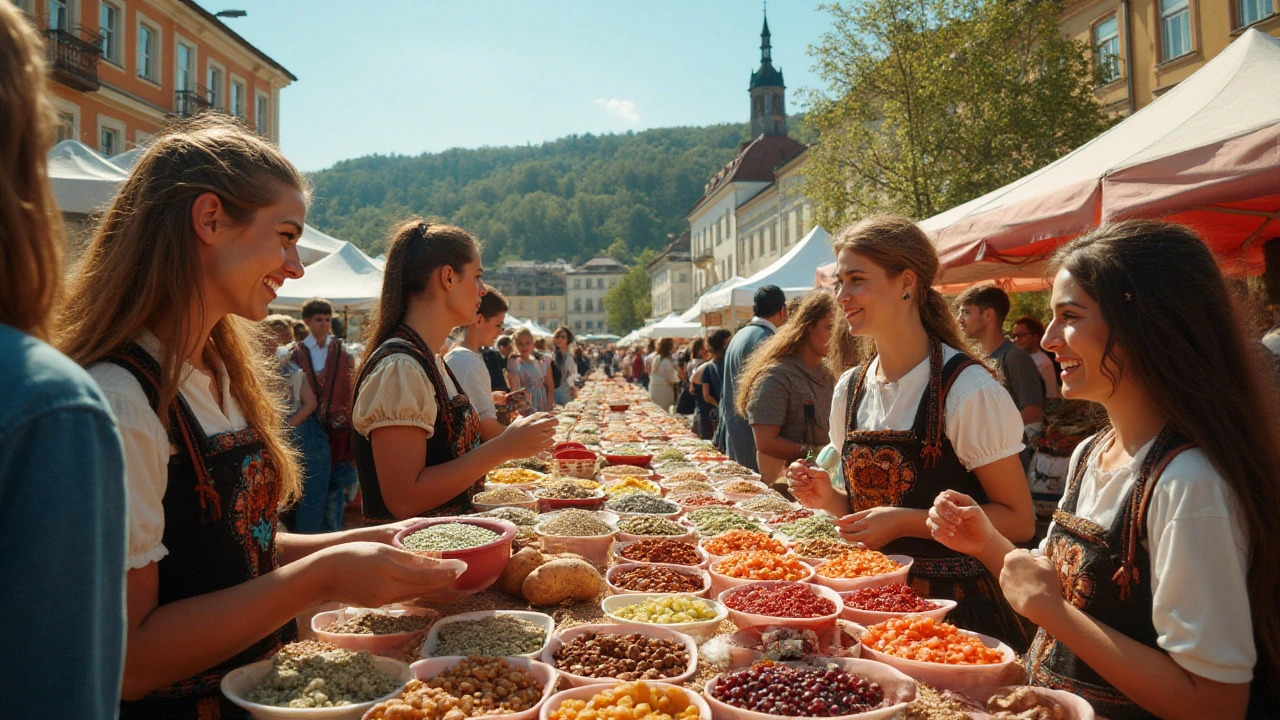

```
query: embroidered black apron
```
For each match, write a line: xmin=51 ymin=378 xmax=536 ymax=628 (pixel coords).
xmin=1026 ymin=428 xmax=1196 ymax=719
xmin=108 ymin=343 xmax=294 ymax=720
xmin=843 ymin=340 xmax=1034 ymax=651
xmin=354 ymin=325 xmax=483 ymax=524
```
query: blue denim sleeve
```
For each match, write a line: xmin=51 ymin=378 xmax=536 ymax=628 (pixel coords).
xmin=0 ymin=405 xmax=127 ymax=719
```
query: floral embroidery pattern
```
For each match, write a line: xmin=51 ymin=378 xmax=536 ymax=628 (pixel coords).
xmin=231 ymin=451 xmax=280 ymax=575
xmin=1047 ymin=537 xmax=1095 ymax=610
xmin=845 ymin=444 xmax=917 ymax=512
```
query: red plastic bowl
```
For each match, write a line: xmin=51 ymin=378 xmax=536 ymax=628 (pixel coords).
xmin=604 ymin=452 xmax=653 ymax=468
xmin=392 ymin=517 xmax=517 ymax=593
xmin=608 ymin=403 xmax=631 ymax=412
xmin=554 ymin=442 xmax=588 ymax=453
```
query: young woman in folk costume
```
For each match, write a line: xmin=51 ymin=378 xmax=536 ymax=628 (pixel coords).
xmin=787 ymin=215 xmax=1036 ymax=650
xmin=353 ymin=220 xmax=557 ymax=522
xmin=58 ymin=117 xmax=461 ymax=719
xmin=928 ymin=222 xmax=1280 ymax=720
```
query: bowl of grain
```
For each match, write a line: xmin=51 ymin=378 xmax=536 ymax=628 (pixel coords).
xmin=311 ymin=605 xmax=438 ymax=658
xmin=421 ymin=610 xmax=556 ymax=660
xmin=221 ymin=641 xmax=412 ymax=719
xmin=392 ymin=518 xmax=517 ymax=593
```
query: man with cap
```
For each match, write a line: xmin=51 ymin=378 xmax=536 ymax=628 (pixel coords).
xmin=715 ymin=285 xmax=789 ymax=470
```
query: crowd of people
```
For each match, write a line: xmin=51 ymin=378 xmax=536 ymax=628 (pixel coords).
xmin=2 ymin=4 xmax=1278 ymax=717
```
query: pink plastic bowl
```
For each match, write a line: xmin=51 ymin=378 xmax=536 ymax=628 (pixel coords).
xmin=605 ymin=562 xmax=712 ymax=598
xmin=702 ymin=656 xmax=916 ymax=720
xmin=392 ymin=517 xmax=517 ymax=593
xmin=402 ymin=656 xmax=559 ymax=720
xmin=311 ymin=606 xmax=439 ymax=658
xmin=810 ymin=554 xmax=915 ymax=593
xmin=717 ymin=580 xmax=844 ymax=631
xmin=540 ymin=682 xmax=709 ymax=720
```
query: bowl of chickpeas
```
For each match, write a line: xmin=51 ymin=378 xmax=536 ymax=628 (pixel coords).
xmin=600 ymin=593 xmax=728 ymax=642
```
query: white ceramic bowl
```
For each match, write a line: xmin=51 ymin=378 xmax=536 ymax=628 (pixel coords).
xmin=472 ymin=492 xmax=539 ymax=514
xmin=967 ymin=685 xmax=1097 ymax=720
xmin=707 ymin=554 xmax=815 ymax=597
xmin=539 ymin=682 xmax=710 ymax=720
xmin=310 ymin=606 xmax=438 ymax=658
xmin=406 ymin=656 xmax=559 ymax=720
xmin=421 ymin=610 xmax=555 ymax=660
xmin=717 ymin=580 xmax=844 ymax=631
xmin=533 ymin=517 xmax=617 ymax=567
xmin=606 ymin=562 xmax=712 ymax=598
xmin=599 ymin=593 xmax=729 ymax=642
xmin=615 ymin=527 xmax=699 ymax=545
xmin=539 ymin=622 xmax=698 ymax=688
xmin=839 ymin=598 xmax=957 ymax=626
xmin=702 ymin=656 xmax=916 ymax=720
xmin=221 ymin=655 xmax=411 ymax=720
xmin=859 ymin=626 xmax=1019 ymax=693
xmin=810 ymin=555 xmax=914 ymax=593
xmin=613 ymin=539 xmax=710 ymax=568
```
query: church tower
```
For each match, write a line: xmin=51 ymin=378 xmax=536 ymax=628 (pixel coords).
xmin=749 ymin=11 xmax=786 ymax=137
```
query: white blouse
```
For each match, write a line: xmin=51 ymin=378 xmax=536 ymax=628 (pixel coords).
xmin=353 ymin=353 xmax=458 ymax=438
xmin=828 ymin=345 xmax=1025 ymax=470
xmin=1041 ymin=436 xmax=1255 ymax=684
xmin=88 ymin=331 xmax=247 ymax=570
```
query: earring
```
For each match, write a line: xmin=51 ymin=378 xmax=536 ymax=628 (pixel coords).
xmin=902 ymin=291 xmax=911 ymax=300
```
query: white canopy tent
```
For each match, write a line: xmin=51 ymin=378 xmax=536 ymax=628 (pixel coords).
xmin=640 ymin=312 xmax=703 ymax=339
xmin=523 ymin=319 xmax=555 ymax=338
xmin=47 ymin=140 xmax=129 ymax=214
xmin=680 ymin=276 xmax=748 ymax=322
xmin=698 ymin=226 xmax=832 ymax=313
xmin=297 ymin=224 xmax=349 ymax=266
xmin=108 ymin=146 xmax=144 ymax=172
xmin=270 ymin=241 xmax=385 ymax=310
xmin=618 ymin=329 xmax=643 ymax=346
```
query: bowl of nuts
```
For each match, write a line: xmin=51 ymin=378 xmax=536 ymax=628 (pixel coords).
xmin=390 ymin=656 xmax=559 ymax=720
xmin=600 ymin=593 xmax=729 ymax=642
xmin=392 ymin=518 xmax=518 ymax=594
xmin=606 ymin=562 xmax=711 ymax=598
xmin=540 ymin=681 xmax=711 ymax=720
xmin=702 ymin=656 xmax=917 ymax=720
xmin=541 ymin=623 xmax=699 ymax=688
xmin=310 ymin=606 xmax=438 ymax=658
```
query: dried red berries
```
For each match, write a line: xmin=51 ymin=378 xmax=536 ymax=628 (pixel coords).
xmin=709 ymin=662 xmax=884 ymax=716
xmin=843 ymin=583 xmax=939 ymax=613
xmin=723 ymin=583 xmax=836 ymax=618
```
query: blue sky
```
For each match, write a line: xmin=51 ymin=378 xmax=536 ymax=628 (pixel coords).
xmin=194 ymin=1 xmax=834 ymax=171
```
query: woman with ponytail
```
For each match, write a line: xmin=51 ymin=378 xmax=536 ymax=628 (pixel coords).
xmin=787 ymin=215 xmax=1035 ymax=650
xmin=353 ymin=220 xmax=557 ymax=522
xmin=60 ymin=117 xmax=462 ymax=718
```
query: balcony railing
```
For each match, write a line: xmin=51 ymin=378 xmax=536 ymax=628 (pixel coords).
xmin=44 ymin=28 xmax=100 ymax=92
xmin=692 ymin=249 xmax=715 ymax=267
xmin=175 ymin=85 xmax=214 ymax=118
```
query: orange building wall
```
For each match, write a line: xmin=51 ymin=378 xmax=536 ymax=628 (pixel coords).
xmin=30 ymin=0 xmax=291 ymax=152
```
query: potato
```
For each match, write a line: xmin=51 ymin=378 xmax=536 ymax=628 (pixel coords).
xmin=521 ymin=558 xmax=603 ymax=606
xmin=499 ymin=547 xmax=546 ymax=598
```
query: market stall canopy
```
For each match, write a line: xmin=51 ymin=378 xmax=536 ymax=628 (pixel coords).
xmin=47 ymin=140 xmax=129 ymax=214
xmin=270 ymin=241 xmax=384 ymax=310
xmin=108 ymin=146 xmax=144 ymax=172
xmin=297 ymin=224 xmax=348 ymax=265
xmin=503 ymin=315 xmax=526 ymax=331
xmin=681 ymin=276 xmax=748 ymax=322
xmin=698 ymin=226 xmax=832 ymax=312
xmin=640 ymin=313 xmax=704 ymax=339
xmin=523 ymin=319 xmax=554 ymax=338
xmin=618 ymin=329 xmax=643 ymax=346
xmin=926 ymin=28 xmax=1280 ymax=284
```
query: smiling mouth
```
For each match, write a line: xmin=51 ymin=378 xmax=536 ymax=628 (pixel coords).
xmin=263 ymin=277 xmax=281 ymax=294
xmin=1059 ymin=359 xmax=1082 ymax=375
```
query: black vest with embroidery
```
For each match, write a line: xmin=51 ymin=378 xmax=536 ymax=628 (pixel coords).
xmin=108 ymin=343 xmax=294 ymax=720
xmin=354 ymin=326 xmax=483 ymax=524
xmin=842 ymin=341 xmax=989 ymax=574
xmin=1027 ymin=428 xmax=1191 ymax=720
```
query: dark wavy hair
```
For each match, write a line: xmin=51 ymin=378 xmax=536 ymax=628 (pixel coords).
xmin=1052 ymin=220 xmax=1280 ymax=691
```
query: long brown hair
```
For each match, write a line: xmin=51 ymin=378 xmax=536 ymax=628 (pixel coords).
xmin=831 ymin=215 xmax=970 ymax=363
xmin=0 ymin=5 xmax=63 ymax=340
xmin=56 ymin=115 xmax=304 ymax=504
xmin=361 ymin=219 xmax=479 ymax=367
xmin=736 ymin=291 xmax=852 ymax=416
xmin=1053 ymin=220 xmax=1280 ymax=689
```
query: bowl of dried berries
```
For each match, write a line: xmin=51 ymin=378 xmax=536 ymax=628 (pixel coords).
xmin=392 ymin=518 xmax=517 ymax=594
xmin=606 ymin=562 xmax=711 ymax=598
xmin=707 ymin=551 xmax=814 ymax=596
xmin=717 ymin=580 xmax=844 ymax=631
xmin=810 ymin=550 xmax=913 ymax=593
xmin=859 ymin=617 xmax=1017 ymax=693
xmin=311 ymin=606 xmax=439 ymax=658
xmin=613 ymin=538 xmax=710 ymax=568
xmin=540 ymin=623 xmax=698 ymax=688
xmin=838 ymin=584 xmax=956 ymax=626
xmin=703 ymin=657 xmax=916 ymax=720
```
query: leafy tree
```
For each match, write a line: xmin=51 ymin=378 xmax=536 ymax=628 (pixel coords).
xmin=603 ymin=250 xmax=657 ymax=334
xmin=802 ymin=0 xmax=1111 ymax=227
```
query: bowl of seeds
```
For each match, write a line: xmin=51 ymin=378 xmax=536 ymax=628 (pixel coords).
xmin=311 ymin=606 xmax=439 ymax=659
xmin=393 ymin=518 xmax=517 ymax=594
xmin=222 ymin=640 xmax=411 ymax=719
xmin=616 ymin=515 xmax=698 ymax=544
xmin=534 ymin=509 xmax=618 ymax=566
xmin=472 ymin=487 xmax=538 ymax=513
xmin=534 ymin=480 xmax=607 ymax=512
xmin=421 ymin=610 xmax=556 ymax=660
xmin=605 ymin=492 xmax=681 ymax=519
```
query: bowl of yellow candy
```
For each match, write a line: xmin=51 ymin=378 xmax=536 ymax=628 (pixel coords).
xmin=600 ymin=593 xmax=727 ymax=642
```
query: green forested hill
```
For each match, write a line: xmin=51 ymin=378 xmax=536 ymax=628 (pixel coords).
xmin=306 ymin=123 xmax=765 ymax=264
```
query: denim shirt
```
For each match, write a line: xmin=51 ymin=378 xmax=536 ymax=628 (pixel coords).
xmin=0 ymin=324 xmax=127 ymax=718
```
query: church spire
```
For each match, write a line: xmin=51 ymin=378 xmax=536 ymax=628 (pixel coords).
xmin=749 ymin=4 xmax=786 ymax=136
xmin=761 ymin=8 xmax=772 ymax=63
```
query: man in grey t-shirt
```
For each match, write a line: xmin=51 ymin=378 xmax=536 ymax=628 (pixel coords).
xmin=956 ymin=286 xmax=1044 ymax=470
xmin=715 ymin=285 xmax=789 ymax=471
